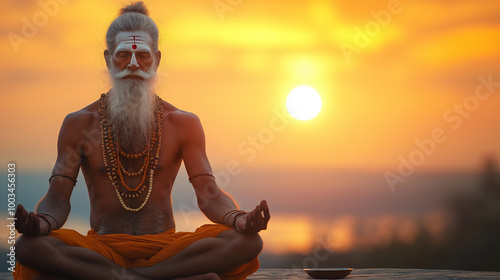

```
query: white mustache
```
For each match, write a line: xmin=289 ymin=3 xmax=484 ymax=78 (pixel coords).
xmin=110 ymin=67 xmax=154 ymax=80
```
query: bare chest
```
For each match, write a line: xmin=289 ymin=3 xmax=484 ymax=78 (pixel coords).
xmin=81 ymin=115 xmax=182 ymax=177
xmin=78 ymin=114 xmax=182 ymax=233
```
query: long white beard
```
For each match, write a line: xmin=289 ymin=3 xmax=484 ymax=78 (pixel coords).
xmin=108 ymin=66 xmax=158 ymax=152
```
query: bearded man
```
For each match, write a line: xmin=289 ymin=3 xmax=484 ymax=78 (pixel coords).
xmin=13 ymin=2 xmax=270 ymax=280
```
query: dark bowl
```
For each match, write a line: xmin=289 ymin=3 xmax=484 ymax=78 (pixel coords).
xmin=304 ymin=268 xmax=353 ymax=279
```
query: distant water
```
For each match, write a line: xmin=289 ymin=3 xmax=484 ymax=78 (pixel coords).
xmin=0 ymin=169 xmax=482 ymax=272
xmin=0 ymin=168 xmax=480 ymax=220
xmin=0 ymin=171 xmax=90 ymax=220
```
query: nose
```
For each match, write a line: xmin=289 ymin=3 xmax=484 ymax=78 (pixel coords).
xmin=128 ymin=53 xmax=139 ymax=71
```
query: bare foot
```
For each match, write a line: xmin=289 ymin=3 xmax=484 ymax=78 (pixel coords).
xmin=174 ymin=272 xmax=221 ymax=280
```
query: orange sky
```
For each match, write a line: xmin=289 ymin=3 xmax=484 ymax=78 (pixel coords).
xmin=1 ymin=0 xmax=500 ymax=173
xmin=1 ymin=0 xmax=500 ymax=255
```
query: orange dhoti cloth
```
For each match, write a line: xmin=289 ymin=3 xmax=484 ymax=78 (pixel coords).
xmin=13 ymin=224 xmax=259 ymax=280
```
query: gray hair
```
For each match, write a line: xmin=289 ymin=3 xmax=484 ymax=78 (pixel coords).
xmin=106 ymin=1 xmax=159 ymax=53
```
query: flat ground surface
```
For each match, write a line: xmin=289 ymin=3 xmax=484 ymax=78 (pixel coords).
xmin=248 ymin=268 xmax=500 ymax=279
xmin=2 ymin=268 xmax=500 ymax=279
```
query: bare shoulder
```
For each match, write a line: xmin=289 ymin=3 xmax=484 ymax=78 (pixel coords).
xmin=161 ymin=99 xmax=202 ymax=128
xmin=60 ymin=99 xmax=100 ymax=134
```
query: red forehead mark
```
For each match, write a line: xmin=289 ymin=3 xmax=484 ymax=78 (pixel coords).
xmin=129 ymin=35 xmax=140 ymax=50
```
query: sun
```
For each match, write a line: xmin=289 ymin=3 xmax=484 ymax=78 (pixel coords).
xmin=286 ymin=86 xmax=322 ymax=121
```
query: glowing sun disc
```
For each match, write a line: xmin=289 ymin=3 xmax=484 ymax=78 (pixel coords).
xmin=286 ymin=86 xmax=322 ymax=121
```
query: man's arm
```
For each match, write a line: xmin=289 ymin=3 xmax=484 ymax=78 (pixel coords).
xmin=16 ymin=112 xmax=85 ymax=235
xmin=180 ymin=112 xmax=270 ymax=233
xmin=180 ymin=112 xmax=237 ymax=221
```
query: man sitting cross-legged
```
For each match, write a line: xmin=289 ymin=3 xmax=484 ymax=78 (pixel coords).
xmin=13 ymin=2 xmax=270 ymax=280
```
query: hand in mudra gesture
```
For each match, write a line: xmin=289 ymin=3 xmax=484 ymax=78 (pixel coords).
xmin=236 ymin=200 xmax=270 ymax=234
xmin=15 ymin=204 xmax=49 ymax=236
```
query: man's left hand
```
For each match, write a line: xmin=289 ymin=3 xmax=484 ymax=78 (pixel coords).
xmin=236 ymin=200 xmax=270 ymax=234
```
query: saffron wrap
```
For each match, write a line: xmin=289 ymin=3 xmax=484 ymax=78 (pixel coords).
xmin=13 ymin=224 xmax=259 ymax=280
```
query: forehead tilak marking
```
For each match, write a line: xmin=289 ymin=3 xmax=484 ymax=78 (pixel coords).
xmin=115 ymin=35 xmax=151 ymax=52
xmin=129 ymin=35 xmax=139 ymax=49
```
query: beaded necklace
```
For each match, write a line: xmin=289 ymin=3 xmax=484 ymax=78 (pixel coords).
xmin=98 ymin=93 xmax=163 ymax=212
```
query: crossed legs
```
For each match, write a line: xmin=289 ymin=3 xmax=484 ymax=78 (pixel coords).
xmin=15 ymin=229 xmax=262 ymax=280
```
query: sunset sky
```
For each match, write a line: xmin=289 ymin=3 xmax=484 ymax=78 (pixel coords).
xmin=1 ymin=0 xmax=500 ymax=256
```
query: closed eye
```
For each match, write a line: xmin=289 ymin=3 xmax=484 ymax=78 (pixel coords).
xmin=116 ymin=51 xmax=130 ymax=58
xmin=137 ymin=52 xmax=151 ymax=58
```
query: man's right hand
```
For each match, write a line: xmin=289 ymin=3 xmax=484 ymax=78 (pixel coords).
xmin=15 ymin=204 xmax=48 ymax=236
